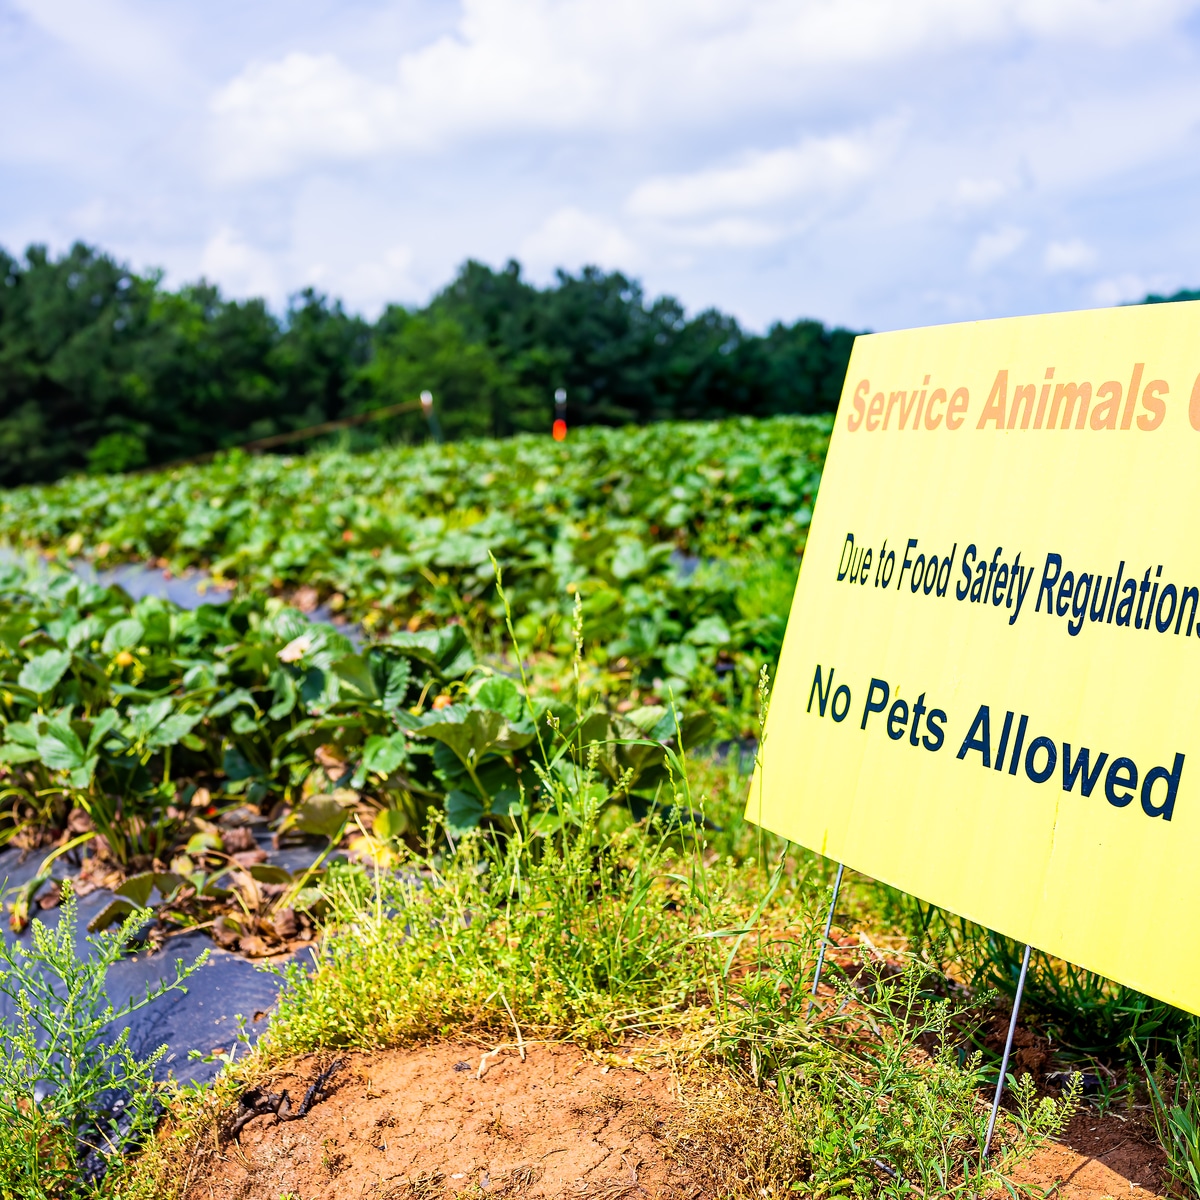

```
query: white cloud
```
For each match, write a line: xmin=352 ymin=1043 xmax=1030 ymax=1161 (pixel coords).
xmin=210 ymin=53 xmax=399 ymax=180
xmin=663 ymin=218 xmax=786 ymax=248
xmin=1090 ymin=273 xmax=1171 ymax=307
xmin=206 ymin=0 xmax=1195 ymax=180
xmin=519 ymin=208 xmax=638 ymax=275
xmin=11 ymin=0 xmax=188 ymax=91
xmin=335 ymin=246 xmax=419 ymax=314
xmin=627 ymin=131 xmax=880 ymax=221
xmin=1044 ymin=238 xmax=1096 ymax=272
xmin=954 ymin=177 xmax=1009 ymax=207
xmin=10 ymin=0 xmax=1200 ymax=333
xmin=200 ymin=226 xmax=280 ymax=299
xmin=969 ymin=226 xmax=1027 ymax=272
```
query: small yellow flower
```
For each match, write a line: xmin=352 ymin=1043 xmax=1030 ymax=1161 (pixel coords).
xmin=113 ymin=650 xmax=135 ymax=669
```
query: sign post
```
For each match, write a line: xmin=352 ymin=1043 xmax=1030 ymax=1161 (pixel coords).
xmin=984 ymin=943 xmax=1032 ymax=1157
xmin=749 ymin=300 xmax=1200 ymax=1136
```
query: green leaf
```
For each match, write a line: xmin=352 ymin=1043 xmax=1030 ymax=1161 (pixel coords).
xmin=148 ymin=712 xmax=202 ymax=749
xmin=490 ymin=788 xmax=523 ymax=817
xmin=528 ymin=811 xmax=563 ymax=836
xmin=222 ymin=744 xmax=259 ymax=781
xmin=87 ymin=897 xmax=141 ymax=933
xmin=332 ymin=653 xmax=377 ymax=699
xmin=446 ymin=789 xmax=483 ymax=833
xmin=186 ymin=831 xmax=223 ymax=856
xmin=248 ymin=864 xmax=294 ymax=885
xmin=282 ymin=795 xmax=350 ymax=839
xmin=85 ymin=708 xmax=121 ymax=756
xmin=66 ymin=616 xmax=106 ymax=651
xmin=267 ymin=668 xmax=297 ymax=720
xmin=419 ymin=706 xmax=535 ymax=770
xmin=207 ymin=688 xmax=257 ymax=719
xmin=102 ymin=618 xmax=144 ymax=655
xmin=291 ymin=886 xmax=325 ymax=913
xmin=68 ymin=758 xmax=98 ymax=789
xmin=624 ymin=705 xmax=668 ymax=733
xmin=229 ymin=710 xmax=258 ymax=736
xmin=35 ymin=719 xmax=87 ymax=771
xmin=611 ymin=539 xmax=648 ymax=580
xmin=3 ymin=721 xmax=38 ymax=749
xmin=18 ymin=649 xmax=71 ymax=695
xmin=372 ymin=807 xmax=408 ymax=840
xmin=115 ymin=872 xmax=157 ymax=908
xmin=663 ymin=642 xmax=699 ymax=680
xmin=0 ymin=742 xmax=40 ymax=764
xmin=369 ymin=653 xmax=412 ymax=713
xmin=124 ymin=698 xmax=173 ymax=743
xmin=472 ymin=675 xmax=526 ymax=722
xmin=383 ymin=627 xmax=474 ymax=678
xmin=686 ymin=615 xmax=732 ymax=645
xmin=361 ymin=733 xmax=408 ymax=778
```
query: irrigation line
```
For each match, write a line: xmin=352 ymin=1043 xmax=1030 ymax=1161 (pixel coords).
xmin=984 ymin=941 xmax=1033 ymax=1158
xmin=137 ymin=396 xmax=430 ymax=474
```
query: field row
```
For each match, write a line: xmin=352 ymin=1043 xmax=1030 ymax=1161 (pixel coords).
xmin=0 ymin=416 xmax=830 ymax=729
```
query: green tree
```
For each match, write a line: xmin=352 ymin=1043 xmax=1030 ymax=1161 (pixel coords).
xmin=0 ymin=241 xmax=863 ymax=483
xmin=360 ymin=308 xmax=537 ymax=440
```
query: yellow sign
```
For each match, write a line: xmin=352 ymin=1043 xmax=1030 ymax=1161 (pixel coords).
xmin=748 ymin=300 xmax=1200 ymax=1015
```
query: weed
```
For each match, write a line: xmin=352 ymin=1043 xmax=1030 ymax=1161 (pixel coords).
xmin=265 ymin=800 xmax=735 ymax=1053
xmin=1141 ymin=1029 xmax=1200 ymax=1197
xmin=0 ymin=889 xmax=205 ymax=1197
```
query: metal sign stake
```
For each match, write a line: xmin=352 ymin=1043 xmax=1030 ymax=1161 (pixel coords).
xmin=808 ymin=861 xmax=845 ymax=1015
xmin=983 ymin=942 xmax=1032 ymax=1159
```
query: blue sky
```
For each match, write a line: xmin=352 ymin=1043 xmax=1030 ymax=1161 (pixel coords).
xmin=5 ymin=0 xmax=1200 ymax=331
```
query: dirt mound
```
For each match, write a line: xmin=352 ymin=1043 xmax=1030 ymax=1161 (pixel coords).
xmin=183 ymin=1042 xmax=1169 ymax=1200
xmin=184 ymin=1042 xmax=692 ymax=1199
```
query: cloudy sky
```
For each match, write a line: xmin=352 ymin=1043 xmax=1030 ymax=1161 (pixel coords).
xmin=4 ymin=0 xmax=1200 ymax=331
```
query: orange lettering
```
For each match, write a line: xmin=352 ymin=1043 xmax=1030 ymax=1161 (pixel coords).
xmin=1091 ymin=381 xmax=1121 ymax=430
xmin=1008 ymin=384 xmax=1037 ymax=430
xmin=865 ymin=392 xmax=884 ymax=431
xmin=883 ymin=390 xmax=905 ymax=430
xmin=947 ymin=387 xmax=969 ymax=430
xmin=1138 ymin=379 xmax=1167 ymax=430
xmin=847 ymin=379 xmax=869 ymax=431
xmin=924 ymin=388 xmax=947 ymax=429
xmin=1121 ymin=363 xmax=1144 ymax=430
xmin=976 ymin=371 xmax=1007 ymax=429
xmin=1049 ymin=382 xmax=1091 ymax=429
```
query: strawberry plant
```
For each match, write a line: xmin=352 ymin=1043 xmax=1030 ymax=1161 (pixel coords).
xmin=0 ymin=416 xmax=829 ymax=731
xmin=0 ymin=558 xmax=710 ymax=948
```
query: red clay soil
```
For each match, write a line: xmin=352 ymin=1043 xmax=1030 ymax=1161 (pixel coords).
xmin=184 ymin=1042 xmax=692 ymax=1200
xmin=1004 ymin=1109 xmax=1168 ymax=1199
xmin=183 ymin=1042 xmax=1170 ymax=1200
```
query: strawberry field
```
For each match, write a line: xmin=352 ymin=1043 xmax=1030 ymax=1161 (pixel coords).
xmin=0 ymin=415 xmax=829 ymax=729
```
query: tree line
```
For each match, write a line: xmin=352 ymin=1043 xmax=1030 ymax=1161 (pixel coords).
xmin=0 ymin=242 xmax=859 ymax=485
